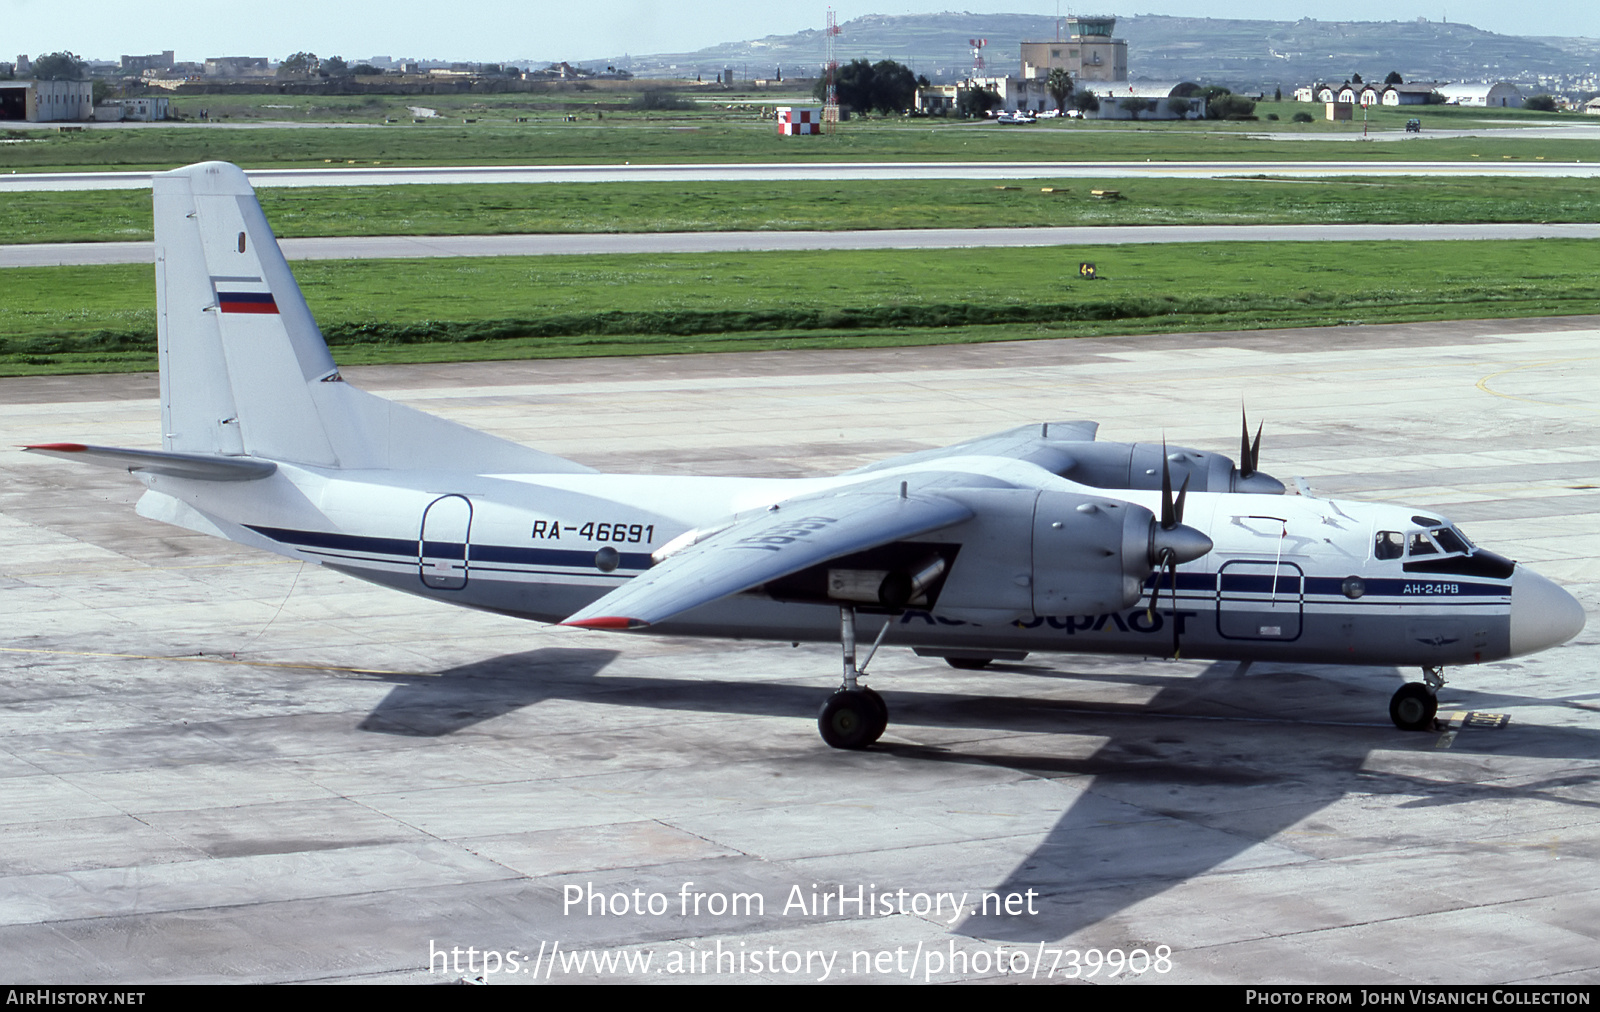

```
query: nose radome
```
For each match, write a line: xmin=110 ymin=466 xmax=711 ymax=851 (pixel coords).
xmin=1509 ymin=566 xmax=1587 ymax=657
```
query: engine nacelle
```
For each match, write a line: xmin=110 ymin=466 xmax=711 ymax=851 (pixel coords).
xmin=1030 ymin=490 xmax=1157 ymax=615
xmin=936 ymin=488 xmax=1209 ymax=622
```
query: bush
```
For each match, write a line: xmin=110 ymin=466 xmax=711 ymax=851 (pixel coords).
xmin=1292 ymin=111 xmax=1314 ymax=123
xmin=631 ymin=89 xmax=692 ymax=111
xmin=1525 ymin=94 xmax=1559 ymax=112
xmin=1207 ymin=93 xmax=1256 ymax=119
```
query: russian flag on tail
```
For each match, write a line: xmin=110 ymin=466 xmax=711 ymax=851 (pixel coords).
xmin=212 ymin=275 xmax=279 ymax=315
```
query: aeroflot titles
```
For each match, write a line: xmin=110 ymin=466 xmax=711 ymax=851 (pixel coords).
xmin=899 ymin=608 xmax=1200 ymax=635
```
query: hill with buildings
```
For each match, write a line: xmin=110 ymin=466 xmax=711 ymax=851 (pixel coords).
xmin=593 ymin=13 xmax=1598 ymax=96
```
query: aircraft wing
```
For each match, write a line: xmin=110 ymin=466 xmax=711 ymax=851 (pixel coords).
xmin=846 ymin=420 xmax=1099 ymax=474
xmin=561 ymin=484 xmax=974 ymax=630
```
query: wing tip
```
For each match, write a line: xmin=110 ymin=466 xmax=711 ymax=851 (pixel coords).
xmin=562 ymin=616 xmax=650 ymax=631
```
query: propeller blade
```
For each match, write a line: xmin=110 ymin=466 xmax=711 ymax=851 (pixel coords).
xmin=1240 ymin=409 xmax=1254 ymax=478
xmin=1174 ymin=473 xmax=1190 ymax=527
xmin=1250 ymin=420 xmax=1263 ymax=475
xmin=1160 ymin=440 xmax=1175 ymax=529
xmin=1167 ymin=552 xmax=1181 ymax=658
xmin=1147 ymin=547 xmax=1172 ymax=622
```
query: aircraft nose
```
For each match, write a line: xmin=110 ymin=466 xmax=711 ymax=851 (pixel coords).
xmin=1509 ymin=565 xmax=1587 ymax=657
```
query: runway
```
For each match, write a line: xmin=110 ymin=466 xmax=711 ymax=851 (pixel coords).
xmin=7 ymin=158 xmax=1600 ymax=192
xmin=8 ymin=221 xmax=1600 ymax=268
xmin=2 ymin=316 xmax=1597 ymax=983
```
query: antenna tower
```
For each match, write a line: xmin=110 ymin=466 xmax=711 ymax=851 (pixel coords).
xmin=969 ymin=38 xmax=988 ymax=75
xmin=824 ymin=8 xmax=840 ymax=133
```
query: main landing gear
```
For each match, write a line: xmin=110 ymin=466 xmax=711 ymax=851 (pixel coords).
xmin=1390 ymin=666 xmax=1444 ymax=731
xmin=818 ymin=608 xmax=891 ymax=749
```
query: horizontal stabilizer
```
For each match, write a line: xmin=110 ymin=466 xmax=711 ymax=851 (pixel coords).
xmin=24 ymin=443 xmax=277 ymax=482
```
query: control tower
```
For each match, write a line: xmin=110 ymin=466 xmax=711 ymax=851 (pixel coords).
xmin=1020 ymin=14 xmax=1128 ymax=82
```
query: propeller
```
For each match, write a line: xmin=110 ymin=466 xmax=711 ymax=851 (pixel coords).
xmin=1233 ymin=407 xmax=1285 ymax=494
xmin=1240 ymin=408 xmax=1263 ymax=479
xmin=1146 ymin=441 xmax=1203 ymax=657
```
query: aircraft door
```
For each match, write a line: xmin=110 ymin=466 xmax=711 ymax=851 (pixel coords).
xmin=419 ymin=494 xmax=473 ymax=590
xmin=1216 ymin=560 xmax=1304 ymax=641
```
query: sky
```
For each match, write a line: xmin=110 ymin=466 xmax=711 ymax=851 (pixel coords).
xmin=6 ymin=0 xmax=1597 ymax=66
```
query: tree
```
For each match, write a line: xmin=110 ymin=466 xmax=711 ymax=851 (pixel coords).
xmin=1070 ymin=89 xmax=1099 ymax=114
xmin=957 ymin=85 xmax=1001 ymax=118
xmin=31 ymin=52 xmax=87 ymax=80
xmin=1274 ymin=86 xmax=1282 ymax=101
xmin=813 ymin=58 xmax=917 ymax=114
xmin=1046 ymin=67 xmax=1075 ymax=113
xmin=869 ymin=59 xmax=916 ymax=113
xmin=1525 ymin=94 xmax=1559 ymax=112
xmin=1385 ymin=70 xmax=1404 ymax=85
xmin=351 ymin=64 xmax=383 ymax=76
xmin=1351 ymin=72 xmax=1363 ymax=84
xmin=278 ymin=52 xmax=319 ymax=77
xmin=321 ymin=56 xmax=349 ymax=77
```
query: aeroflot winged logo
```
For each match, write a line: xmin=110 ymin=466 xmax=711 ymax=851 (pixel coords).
xmin=211 ymin=275 xmax=279 ymax=315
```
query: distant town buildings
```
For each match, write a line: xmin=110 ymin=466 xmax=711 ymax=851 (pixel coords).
xmin=203 ymin=56 xmax=272 ymax=79
xmin=120 ymin=51 xmax=174 ymax=74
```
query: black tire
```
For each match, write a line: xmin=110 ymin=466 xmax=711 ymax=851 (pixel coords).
xmin=946 ymin=657 xmax=993 ymax=670
xmin=1389 ymin=681 xmax=1438 ymax=731
xmin=818 ymin=689 xmax=878 ymax=749
xmin=860 ymin=686 xmax=888 ymax=744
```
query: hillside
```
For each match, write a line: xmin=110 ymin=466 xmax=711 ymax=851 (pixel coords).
xmin=593 ymin=13 xmax=1598 ymax=94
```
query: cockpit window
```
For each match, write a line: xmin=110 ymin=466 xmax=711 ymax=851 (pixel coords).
xmin=1432 ymin=527 xmax=1469 ymax=555
xmin=1375 ymin=531 xmax=1404 ymax=560
xmin=1408 ymin=532 xmax=1439 ymax=556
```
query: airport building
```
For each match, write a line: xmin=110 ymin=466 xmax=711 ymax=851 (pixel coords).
xmin=1019 ymin=16 xmax=1128 ymax=83
xmin=0 ymin=79 xmax=94 ymax=122
xmin=914 ymin=14 xmax=1197 ymax=118
xmin=92 ymin=96 xmax=170 ymax=122
xmin=1437 ymin=81 xmax=1524 ymax=107
xmin=1086 ymin=82 xmax=1205 ymax=120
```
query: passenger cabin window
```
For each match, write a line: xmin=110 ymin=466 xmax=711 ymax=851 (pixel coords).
xmin=1375 ymin=531 xmax=1404 ymax=560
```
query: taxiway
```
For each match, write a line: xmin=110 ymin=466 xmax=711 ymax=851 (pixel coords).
xmin=1 ymin=318 xmax=1597 ymax=983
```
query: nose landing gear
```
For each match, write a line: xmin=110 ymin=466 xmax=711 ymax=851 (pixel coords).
xmin=1390 ymin=666 xmax=1445 ymax=731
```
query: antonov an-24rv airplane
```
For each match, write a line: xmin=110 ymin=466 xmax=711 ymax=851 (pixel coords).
xmin=27 ymin=162 xmax=1587 ymax=749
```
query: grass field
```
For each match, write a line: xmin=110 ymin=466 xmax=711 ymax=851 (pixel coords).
xmin=4 ymin=106 xmax=1596 ymax=173
xmin=7 ymin=175 xmax=1600 ymax=245
xmin=4 ymin=238 xmax=1595 ymax=375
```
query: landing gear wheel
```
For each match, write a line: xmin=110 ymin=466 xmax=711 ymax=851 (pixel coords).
xmin=818 ymin=689 xmax=885 ymax=750
xmin=946 ymin=657 xmax=993 ymax=670
xmin=1389 ymin=681 xmax=1439 ymax=731
xmin=860 ymin=687 xmax=888 ymax=743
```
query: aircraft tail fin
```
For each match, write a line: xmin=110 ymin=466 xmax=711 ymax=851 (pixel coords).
xmin=152 ymin=161 xmax=592 ymax=474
